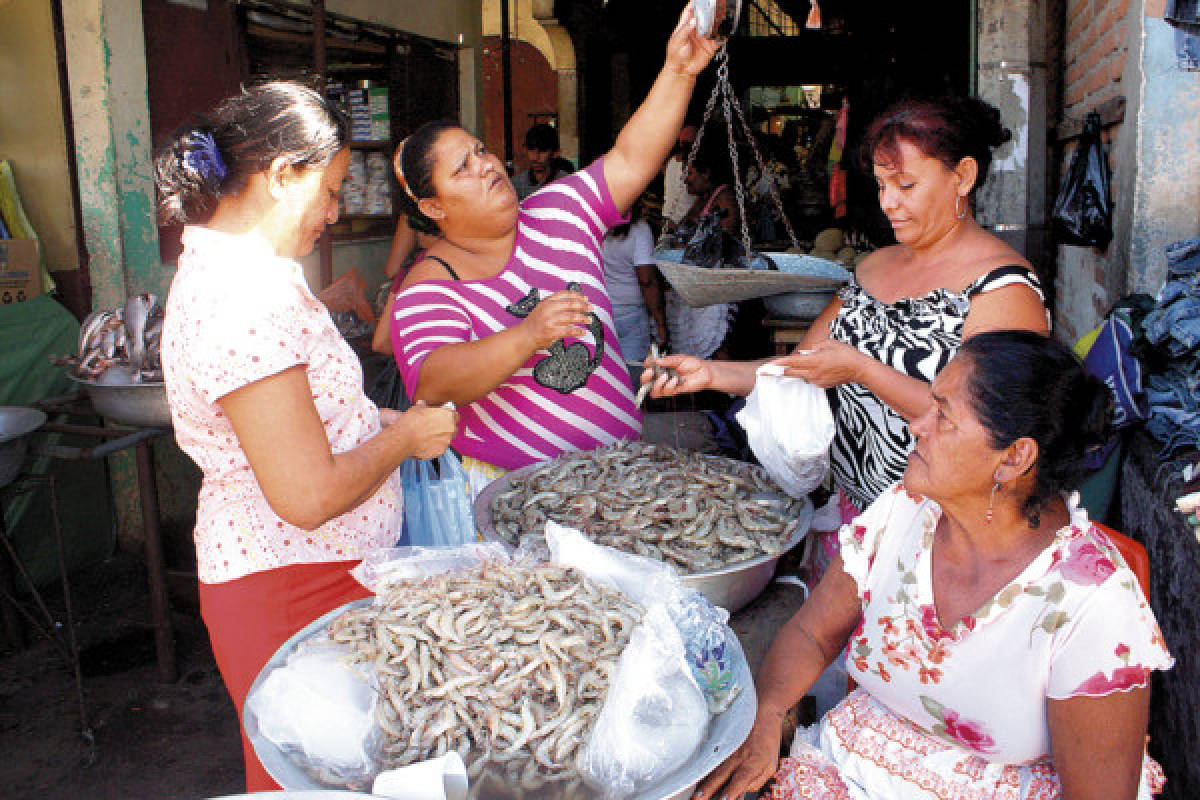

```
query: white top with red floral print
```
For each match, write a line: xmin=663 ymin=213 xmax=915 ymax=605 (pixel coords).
xmin=162 ymin=226 xmax=402 ymax=584
xmin=839 ymin=483 xmax=1173 ymax=765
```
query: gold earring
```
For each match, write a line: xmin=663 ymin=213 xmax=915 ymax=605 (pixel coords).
xmin=986 ymin=481 xmax=999 ymax=524
xmin=955 ymin=195 xmax=968 ymax=220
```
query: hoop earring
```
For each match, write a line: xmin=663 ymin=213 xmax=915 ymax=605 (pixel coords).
xmin=985 ymin=481 xmax=1000 ymax=524
xmin=955 ymin=194 xmax=968 ymax=220
xmin=395 ymin=136 xmax=418 ymax=204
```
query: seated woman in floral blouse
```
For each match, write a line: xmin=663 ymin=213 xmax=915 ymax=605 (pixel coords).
xmin=696 ymin=330 xmax=1173 ymax=800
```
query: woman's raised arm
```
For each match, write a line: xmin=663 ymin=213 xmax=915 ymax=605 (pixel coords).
xmin=605 ymin=4 xmax=719 ymax=212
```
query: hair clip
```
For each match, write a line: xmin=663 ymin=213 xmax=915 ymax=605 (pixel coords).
xmin=183 ymin=130 xmax=228 ymax=184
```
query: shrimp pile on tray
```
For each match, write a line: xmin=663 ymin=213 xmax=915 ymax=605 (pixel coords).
xmin=490 ymin=441 xmax=807 ymax=573
xmin=329 ymin=561 xmax=644 ymax=799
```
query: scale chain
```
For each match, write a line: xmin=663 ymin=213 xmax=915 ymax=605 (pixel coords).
xmin=677 ymin=47 xmax=800 ymax=254
xmin=723 ymin=71 xmax=801 ymax=250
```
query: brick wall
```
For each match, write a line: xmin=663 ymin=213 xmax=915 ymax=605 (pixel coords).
xmin=1053 ymin=0 xmax=1134 ymax=343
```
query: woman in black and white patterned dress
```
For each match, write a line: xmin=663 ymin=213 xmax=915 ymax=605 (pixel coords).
xmin=644 ymin=96 xmax=1050 ymax=567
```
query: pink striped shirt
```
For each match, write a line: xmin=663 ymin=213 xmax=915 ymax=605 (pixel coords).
xmin=391 ymin=158 xmax=642 ymax=470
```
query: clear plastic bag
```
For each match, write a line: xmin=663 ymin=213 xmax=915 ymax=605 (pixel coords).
xmin=244 ymin=638 xmax=381 ymax=791
xmin=579 ymin=604 xmax=710 ymax=798
xmin=546 ymin=521 xmax=744 ymax=714
xmin=400 ymin=451 xmax=476 ymax=547
xmin=350 ymin=542 xmax=510 ymax=594
xmin=736 ymin=364 xmax=835 ymax=498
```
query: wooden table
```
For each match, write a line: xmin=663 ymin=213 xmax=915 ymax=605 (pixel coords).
xmin=762 ymin=314 xmax=815 ymax=355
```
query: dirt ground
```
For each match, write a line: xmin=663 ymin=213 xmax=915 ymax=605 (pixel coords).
xmin=0 ymin=542 xmax=810 ymax=800
xmin=0 ymin=551 xmax=244 ymax=800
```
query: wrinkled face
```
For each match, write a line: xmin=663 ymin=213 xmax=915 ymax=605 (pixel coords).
xmin=904 ymin=356 xmax=1001 ymax=503
xmin=425 ymin=127 xmax=517 ymax=227
xmin=279 ymin=148 xmax=350 ymax=259
xmin=873 ymin=138 xmax=964 ymax=248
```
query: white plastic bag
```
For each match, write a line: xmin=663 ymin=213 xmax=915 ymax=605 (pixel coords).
xmin=736 ymin=363 xmax=835 ymax=498
xmin=580 ymin=604 xmax=710 ymax=798
xmin=547 ymin=521 xmax=744 ymax=714
xmin=244 ymin=639 xmax=380 ymax=790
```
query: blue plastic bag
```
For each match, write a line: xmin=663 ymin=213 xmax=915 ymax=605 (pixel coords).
xmin=399 ymin=451 xmax=476 ymax=547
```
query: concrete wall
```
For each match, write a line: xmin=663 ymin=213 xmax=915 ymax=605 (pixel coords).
xmin=1053 ymin=0 xmax=1200 ymax=343
xmin=62 ymin=0 xmax=162 ymax=308
xmin=975 ymin=0 xmax=1053 ymax=288
xmin=1052 ymin=0 xmax=1137 ymax=342
xmin=1126 ymin=15 xmax=1200 ymax=294
xmin=0 ymin=0 xmax=79 ymax=272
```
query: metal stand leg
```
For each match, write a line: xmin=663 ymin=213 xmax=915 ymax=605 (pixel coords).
xmin=0 ymin=477 xmax=93 ymax=758
xmin=0 ymin=514 xmax=24 ymax=649
xmin=44 ymin=476 xmax=95 ymax=762
xmin=135 ymin=441 xmax=176 ymax=683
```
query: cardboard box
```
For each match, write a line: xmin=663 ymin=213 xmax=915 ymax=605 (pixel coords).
xmin=0 ymin=238 xmax=42 ymax=304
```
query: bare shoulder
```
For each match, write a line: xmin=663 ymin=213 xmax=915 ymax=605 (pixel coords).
xmin=399 ymin=254 xmax=451 ymax=292
xmin=961 ymin=227 xmax=1034 ymax=275
xmin=853 ymin=245 xmax=906 ymax=283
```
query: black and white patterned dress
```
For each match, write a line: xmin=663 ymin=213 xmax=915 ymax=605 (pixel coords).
xmin=827 ymin=265 xmax=1046 ymax=510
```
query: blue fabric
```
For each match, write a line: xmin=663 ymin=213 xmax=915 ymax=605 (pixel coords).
xmin=611 ymin=302 xmax=652 ymax=363
xmin=1080 ymin=310 xmax=1148 ymax=471
xmin=1132 ymin=238 xmax=1200 ymax=456
xmin=1166 ymin=236 xmax=1200 ymax=277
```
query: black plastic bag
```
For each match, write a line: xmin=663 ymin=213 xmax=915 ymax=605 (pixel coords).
xmin=676 ymin=210 xmax=776 ymax=270
xmin=1053 ymin=112 xmax=1113 ymax=249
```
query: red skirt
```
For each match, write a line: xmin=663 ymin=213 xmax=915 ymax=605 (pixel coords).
xmin=198 ymin=559 xmax=372 ymax=792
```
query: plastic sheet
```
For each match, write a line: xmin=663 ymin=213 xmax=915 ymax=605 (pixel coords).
xmin=243 ymin=639 xmax=381 ymax=791
xmin=580 ymin=604 xmax=709 ymax=798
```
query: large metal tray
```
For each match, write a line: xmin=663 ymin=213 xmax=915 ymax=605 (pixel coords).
xmin=0 ymin=406 xmax=46 ymax=488
xmin=67 ymin=373 xmax=171 ymax=429
xmin=247 ymin=597 xmax=757 ymax=800
xmin=474 ymin=457 xmax=812 ymax=613
xmin=655 ymin=248 xmax=848 ymax=309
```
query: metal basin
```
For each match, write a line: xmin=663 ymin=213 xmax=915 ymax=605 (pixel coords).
xmin=67 ymin=374 xmax=171 ymax=429
xmin=0 ymin=406 xmax=47 ymax=489
xmin=474 ymin=459 xmax=813 ymax=613
xmin=762 ymin=254 xmax=850 ymax=320
xmin=247 ymin=597 xmax=756 ymax=799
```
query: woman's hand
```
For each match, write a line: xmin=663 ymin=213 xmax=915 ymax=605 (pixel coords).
xmin=665 ymin=3 xmax=722 ymax=78
xmin=642 ymin=353 xmax=714 ymax=396
xmin=776 ymin=339 xmax=868 ymax=388
xmin=387 ymin=402 xmax=459 ymax=459
xmin=693 ymin=709 xmax=784 ymax=800
xmin=519 ymin=289 xmax=593 ymax=352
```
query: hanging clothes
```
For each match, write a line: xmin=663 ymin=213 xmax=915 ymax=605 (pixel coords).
xmin=828 ymin=98 xmax=849 ymax=218
xmin=806 ymin=0 xmax=822 ymax=29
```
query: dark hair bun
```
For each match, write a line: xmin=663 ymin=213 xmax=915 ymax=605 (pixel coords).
xmin=944 ymin=96 xmax=1011 ymax=151
xmin=859 ymin=95 xmax=1011 ymax=192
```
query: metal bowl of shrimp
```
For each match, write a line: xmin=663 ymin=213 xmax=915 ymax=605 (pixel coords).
xmin=475 ymin=441 xmax=813 ymax=612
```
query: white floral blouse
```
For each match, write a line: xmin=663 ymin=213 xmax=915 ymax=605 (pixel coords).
xmin=162 ymin=226 xmax=403 ymax=584
xmin=771 ymin=483 xmax=1174 ymax=800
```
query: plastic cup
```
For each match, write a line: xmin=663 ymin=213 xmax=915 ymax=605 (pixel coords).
xmin=371 ymin=752 xmax=468 ymax=800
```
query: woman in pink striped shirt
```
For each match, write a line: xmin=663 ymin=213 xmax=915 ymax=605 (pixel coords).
xmin=389 ymin=4 xmax=720 ymax=492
